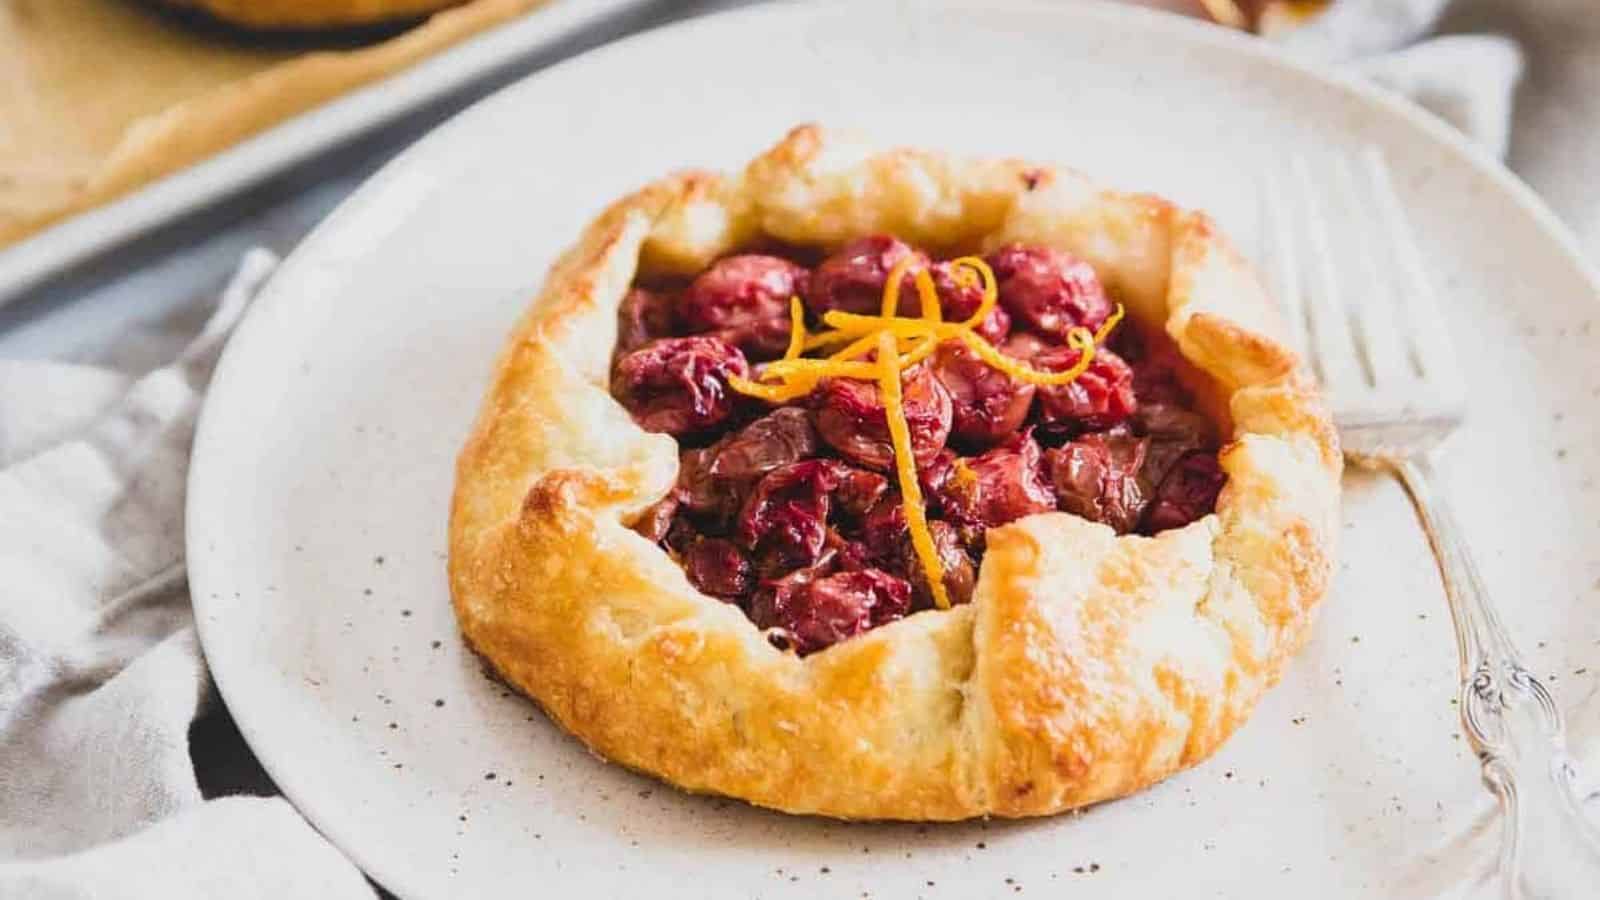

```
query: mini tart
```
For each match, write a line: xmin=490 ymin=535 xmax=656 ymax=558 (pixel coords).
xmin=449 ymin=125 xmax=1342 ymax=820
xmin=157 ymin=0 xmax=465 ymax=28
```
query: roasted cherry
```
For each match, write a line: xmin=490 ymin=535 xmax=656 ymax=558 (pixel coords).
xmin=1133 ymin=402 xmax=1217 ymax=446
xmin=676 ymin=444 xmax=741 ymax=530
xmin=631 ymin=493 xmax=680 ymax=544
xmin=680 ymin=255 xmax=807 ymax=360
xmin=663 ymin=516 xmax=699 ymax=557
xmin=1133 ymin=403 xmax=1218 ymax=490
xmin=736 ymin=460 xmax=847 ymax=569
xmin=859 ymin=495 xmax=908 ymax=561
xmin=1128 ymin=341 xmax=1191 ymax=406
xmin=833 ymin=467 xmax=889 ymax=520
xmin=824 ymin=528 xmax=876 ymax=572
xmin=931 ymin=340 xmax=1036 ymax=448
xmin=616 ymin=287 xmax=677 ymax=356
xmin=708 ymin=407 xmax=818 ymax=481
xmin=683 ymin=537 xmax=754 ymax=600
xmin=1005 ymin=335 xmax=1136 ymax=432
xmin=987 ymin=243 xmax=1112 ymax=337
xmin=752 ymin=567 xmax=911 ymax=655
xmin=895 ymin=519 xmax=977 ymax=608
xmin=612 ymin=336 xmax=749 ymax=436
xmin=813 ymin=365 xmax=953 ymax=471
xmin=808 ymin=236 xmax=1011 ymax=338
xmin=806 ymin=235 xmax=927 ymax=317
xmin=1142 ymin=451 xmax=1227 ymax=533
xmin=1045 ymin=432 xmax=1149 ymax=534
xmin=930 ymin=261 xmax=1010 ymax=342
xmin=938 ymin=431 xmax=1056 ymax=530
xmin=917 ymin=448 xmax=957 ymax=501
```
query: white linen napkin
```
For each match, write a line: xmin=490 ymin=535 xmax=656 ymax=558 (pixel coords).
xmin=0 ymin=2 xmax=1594 ymax=897
xmin=0 ymin=250 xmax=374 ymax=899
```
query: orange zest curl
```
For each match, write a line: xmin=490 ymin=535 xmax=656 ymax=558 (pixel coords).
xmin=895 ymin=334 xmax=940 ymax=369
xmin=727 ymin=253 xmax=1122 ymax=611
xmin=877 ymin=331 xmax=951 ymax=611
xmin=782 ymin=295 xmax=807 ymax=361
xmin=947 ymin=256 xmax=998 ymax=330
xmin=827 ymin=331 xmax=881 ymax=363
xmin=881 ymin=255 xmax=913 ymax=318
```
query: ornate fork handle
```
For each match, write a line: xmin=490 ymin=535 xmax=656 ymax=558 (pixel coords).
xmin=1393 ymin=453 xmax=1600 ymax=898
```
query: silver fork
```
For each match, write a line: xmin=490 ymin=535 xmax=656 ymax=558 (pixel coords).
xmin=1263 ymin=148 xmax=1600 ymax=898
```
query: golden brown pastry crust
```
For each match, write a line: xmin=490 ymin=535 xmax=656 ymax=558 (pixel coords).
xmin=448 ymin=125 xmax=1342 ymax=820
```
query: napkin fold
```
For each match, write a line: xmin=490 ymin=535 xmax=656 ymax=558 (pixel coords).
xmin=1351 ymin=35 xmax=1524 ymax=159
xmin=0 ymin=1 xmax=1593 ymax=897
xmin=0 ymin=250 xmax=374 ymax=899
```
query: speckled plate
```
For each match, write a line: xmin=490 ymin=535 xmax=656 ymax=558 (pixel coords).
xmin=187 ymin=2 xmax=1600 ymax=897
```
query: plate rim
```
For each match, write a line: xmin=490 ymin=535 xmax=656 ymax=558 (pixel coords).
xmin=187 ymin=1 xmax=1600 ymax=895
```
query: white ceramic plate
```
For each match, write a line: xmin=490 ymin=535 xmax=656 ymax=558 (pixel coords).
xmin=188 ymin=2 xmax=1600 ymax=897
xmin=0 ymin=0 xmax=658 ymax=306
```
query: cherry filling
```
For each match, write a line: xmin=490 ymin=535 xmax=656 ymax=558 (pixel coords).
xmin=814 ymin=366 xmax=953 ymax=471
xmin=807 ymin=236 xmax=1009 ymax=340
xmin=680 ymin=255 xmax=808 ymax=360
xmin=988 ymin=243 xmax=1113 ymax=337
xmin=611 ymin=237 xmax=1228 ymax=654
xmin=931 ymin=341 xmax=1035 ymax=447
xmin=609 ymin=335 xmax=748 ymax=436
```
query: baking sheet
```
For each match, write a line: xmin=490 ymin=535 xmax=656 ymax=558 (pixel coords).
xmin=0 ymin=0 xmax=659 ymax=304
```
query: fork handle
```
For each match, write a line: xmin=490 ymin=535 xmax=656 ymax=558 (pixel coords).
xmin=1394 ymin=454 xmax=1600 ymax=898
